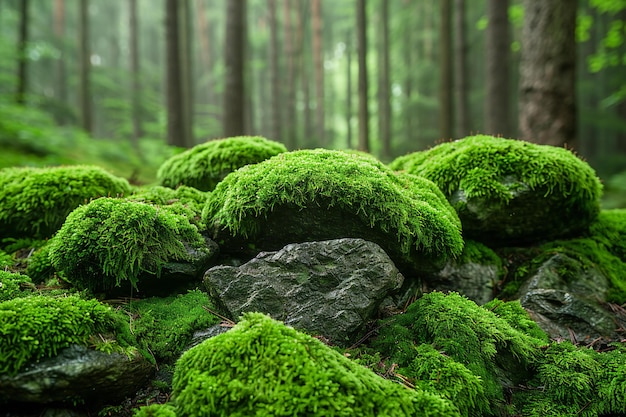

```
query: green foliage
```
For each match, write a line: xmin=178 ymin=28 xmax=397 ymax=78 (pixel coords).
xmin=134 ymin=404 xmax=177 ymax=417
xmin=0 ymin=249 xmax=12 ymax=269
xmin=373 ymin=292 xmax=546 ymax=415
xmin=123 ymin=290 xmax=219 ymax=363
xmin=0 ymin=270 xmax=33 ymax=301
xmin=166 ymin=312 xmax=459 ymax=417
xmin=49 ymin=198 xmax=206 ymax=294
xmin=157 ymin=136 xmax=287 ymax=192
xmin=0 ymin=165 xmax=131 ymax=239
xmin=483 ymin=299 xmax=550 ymax=343
xmin=390 ymin=135 xmax=602 ymax=229
xmin=456 ymin=240 xmax=503 ymax=270
xmin=25 ymin=241 xmax=57 ymax=283
xmin=203 ymin=149 xmax=464 ymax=263
xmin=0 ymin=294 xmax=120 ymax=376
xmin=128 ymin=185 xmax=208 ymax=228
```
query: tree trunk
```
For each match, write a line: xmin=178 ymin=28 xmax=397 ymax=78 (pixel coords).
xmin=378 ymin=0 xmax=391 ymax=160
xmin=195 ymin=0 xmax=214 ymax=106
xmin=165 ymin=0 xmax=185 ymax=146
xmin=223 ymin=0 xmax=247 ymax=137
xmin=439 ymin=0 xmax=453 ymax=141
xmin=268 ymin=0 xmax=282 ymax=141
xmin=485 ymin=0 xmax=510 ymax=137
xmin=519 ymin=0 xmax=577 ymax=148
xmin=179 ymin=0 xmax=193 ymax=146
xmin=54 ymin=0 xmax=68 ymax=122
xmin=16 ymin=0 xmax=29 ymax=105
xmin=454 ymin=0 xmax=469 ymax=138
xmin=346 ymin=30 xmax=353 ymax=150
xmin=283 ymin=0 xmax=297 ymax=149
xmin=129 ymin=0 xmax=143 ymax=144
xmin=78 ymin=0 xmax=92 ymax=134
xmin=356 ymin=0 xmax=369 ymax=153
xmin=311 ymin=0 xmax=325 ymax=146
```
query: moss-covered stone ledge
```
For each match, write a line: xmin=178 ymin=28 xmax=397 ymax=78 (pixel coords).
xmin=390 ymin=135 xmax=602 ymax=246
xmin=202 ymin=149 xmax=464 ymax=273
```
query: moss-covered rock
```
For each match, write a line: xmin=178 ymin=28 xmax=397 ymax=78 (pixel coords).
xmin=0 ymin=165 xmax=131 ymax=239
xmin=390 ymin=135 xmax=602 ymax=245
xmin=49 ymin=198 xmax=210 ymax=296
xmin=157 ymin=136 xmax=287 ymax=192
xmin=153 ymin=312 xmax=459 ymax=417
xmin=0 ymin=270 xmax=33 ymax=301
xmin=203 ymin=149 xmax=463 ymax=272
xmin=128 ymin=185 xmax=209 ymax=228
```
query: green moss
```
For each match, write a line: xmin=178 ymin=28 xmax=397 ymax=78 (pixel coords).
xmin=123 ymin=290 xmax=219 ymax=363
xmin=373 ymin=292 xmax=545 ymax=415
xmin=167 ymin=312 xmax=459 ymax=417
xmin=24 ymin=240 xmax=57 ymax=283
xmin=49 ymin=198 xmax=206 ymax=294
xmin=0 ymin=249 xmax=12 ymax=269
xmin=134 ymin=403 xmax=177 ymax=417
xmin=203 ymin=149 xmax=463 ymax=264
xmin=128 ymin=185 xmax=208 ymax=229
xmin=456 ymin=239 xmax=503 ymax=269
xmin=483 ymin=299 xmax=550 ymax=343
xmin=0 ymin=294 xmax=121 ymax=376
xmin=589 ymin=208 xmax=626 ymax=261
xmin=0 ymin=270 xmax=34 ymax=301
xmin=0 ymin=165 xmax=131 ymax=239
xmin=157 ymin=136 xmax=287 ymax=192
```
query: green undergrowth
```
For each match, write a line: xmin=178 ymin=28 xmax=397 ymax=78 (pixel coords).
xmin=0 ymin=294 xmax=126 ymax=376
xmin=0 ymin=165 xmax=131 ymax=239
xmin=372 ymin=292 xmax=547 ymax=416
xmin=157 ymin=136 xmax=287 ymax=191
xmin=49 ymin=198 xmax=206 ymax=294
xmin=138 ymin=312 xmax=459 ymax=417
xmin=203 ymin=149 xmax=463 ymax=264
xmin=0 ymin=249 xmax=12 ymax=269
xmin=0 ymin=270 xmax=34 ymax=301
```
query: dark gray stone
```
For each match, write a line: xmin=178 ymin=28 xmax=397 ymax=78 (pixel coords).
xmin=204 ymin=238 xmax=405 ymax=346
xmin=517 ymin=253 xmax=620 ymax=342
xmin=0 ymin=345 xmax=154 ymax=406
xmin=426 ymin=262 xmax=498 ymax=305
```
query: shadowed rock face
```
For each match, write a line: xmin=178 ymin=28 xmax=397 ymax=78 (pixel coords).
xmin=204 ymin=238 xmax=405 ymax=346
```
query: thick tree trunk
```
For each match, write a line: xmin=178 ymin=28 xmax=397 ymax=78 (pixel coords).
xmin=346 ymin=30 xmax=353 ymax=150
xmin=179 ymin=0 xmax=193 ymax=146
xmin=454 ymin=0 xmax=469 ymax=138
xmin=268 ymin=0 xmax=282 ymax=142
xmin=195 ymin=0 xmax=214 ymax=106
xmin=78 ymin=0 xmax=92 ymax=134
xmin=439 ymin=0 xmax=453 ymax=140
xmin=519 ymin=0 xmax=577 ymax=148
xmin=16 ymin=0 xmax=29 ymax=105
xmin=283 ymin=0 xmax=297 ymax=149
xmin=356 ymin=0 xmax=369 ymax=152
xmin=53 ymin=0 xmax=67 ymax=122
xmin=485 ymin=0 xmax=510 ymax=137
xmin=165 ymin=0 xmax=184 ymax=146
xmin=223 ymin=0 xmax=247 ymax=137
xmin=311 ymin=0 xmax=325 ymax=146
xmin=129 ymin=0 xmax=143 ymax=144
xmin=378 ymin=0 xmax=391 ymax=160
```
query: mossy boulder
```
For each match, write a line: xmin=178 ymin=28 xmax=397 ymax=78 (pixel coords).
xmin=203 ymin=149 xmax=464 ymax=273
xmin=140 ymin=312 xmax=459 ymax=417
xmin=49 ymin=198 xmax=214 ymax=296
xmin=390 ymin=135 xmax=602 ymax=245
xmin=0 ymin=270 xmax=33 ymax=301
xmin=0 ymin=165 xmax=131 ymax=239
xmin=157 ymin=136 xmax=287 ymax=192
xmin=128 ymin=185 xmax=209 ymax=228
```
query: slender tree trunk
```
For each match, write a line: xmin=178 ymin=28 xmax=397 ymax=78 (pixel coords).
xmin=283 ymin=0 xmax=297 ymax=149
xmin=356 ymin=0 xmax=369 ymax=153
xmin=195 ymin=0 xmax=213 ymax=106
xmin=485 ymin=0 xmax=510 ymax=137
xmin=403 ymin=0 xmax=414 ymax=147
xmin=378 ymin=0 xmax=391 ymax=160
xmin=454 ymin=0 xmax=469 ymax=138
xmin=268 ymin=0 xmax=282 ymax=141
xmin=165 ymin=0 xmax=185 ymax=146
xmin=223 ymin=0 xmax=247 ymax=137
xmin=179 ymin=0 xmax=193 ymax=146
xmin=311 ymin=0 xmax=325 ymax=146
xmin=346 ymin=30 xmax=353 ymax=150
xmin=16 ymin=0 xmax=29 ymax=105
xmin=519 ymin=0 xmax=577 ymax=148
xmin=297 ymin=3 xmax=313 ymax=146
xmin=439 ymin=0 xmax=453 ymax=140
xmin=129 ymin=0 xmax=143 ymax=144
xmin=54 ymin=0 xmax=67 ymax=122
xmin=78 ymin=0 xmax=92 ymax=134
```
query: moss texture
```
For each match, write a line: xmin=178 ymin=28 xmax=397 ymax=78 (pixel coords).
xmin=157 ymin=136 xmax=287 ymax=192
xmin=203 ymin=149 xmax=463 ymax=267
xmin=128 ymin=185 xmax=208 ymax=228
xmin=158 ymin=312 xmax=459 ymax=417
xmin=0 ymin=294 xmax=122 ymax=376
xmin=0 ymin=165 xmax=131 ymax=239
xmin=49 ymin=198 xmax=206 ymax=294
xmin=0 ymin=270 xmax=33 ymax=301
xmin=390 ymin=135 xmax=603 ymax=244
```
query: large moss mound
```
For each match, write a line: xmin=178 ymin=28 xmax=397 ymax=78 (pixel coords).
xmin=0 ymin=165 xmax=131 ymax=239
xmin=390 ymin=135 xmax=603 ymax=245
xmin=49 ymin=198 xmax=207 ymax=295
xmin=143 ymin=312 xmax=460 ymax=417
xmin=203 ymin=149 xmax=463 ymax=271
xmin=157 ymin=136 xmax=287 ymax=192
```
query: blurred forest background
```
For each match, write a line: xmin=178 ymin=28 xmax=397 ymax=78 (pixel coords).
xmin=0 ymin=0 xmax=625 ymax=205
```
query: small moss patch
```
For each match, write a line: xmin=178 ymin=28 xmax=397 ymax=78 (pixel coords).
xmin=0 ymin=270 xmax=33 ymax=301
xmin=157 ymin=136 xmax=287 ymax=192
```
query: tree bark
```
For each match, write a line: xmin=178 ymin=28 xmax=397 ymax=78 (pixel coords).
xmin=78 ymin=0 xmax=92 ymax=134
xmin=129 ymin=0 xmax=143 ymax=144
xmin=16 ymin=0 xmax=29 ymax=105
xmin=454 ymin=0 xmax=469 ymax=138
xmin=519 ymin=0 xmax=577 ymax=148
xmin=223 ymin=0 xmax=247 ymax=137
xmin=195 ymin=0 xmax=214 ymax=106
xmin=311 ymin=0 xmax=325 ymax=146
xmin=346 ymin=30 xmax=353 ymax=150
xmin=485 ymin=0 xmax=510 ymax=137
xmin=179 ymin=0 xmax=194 ymax=146
xmin=439 ymin=0 xmax=453 ymax=140
xmin=378 ymin=0 xmax=391 ymax=160
xmin=283 ymin=0 xmax=297 ymax=149
xmin=268 ymin=0 xmax=282 ymax=142
xmin=53 ymin=0 xmax=67 ymax=122
xmin=165 ymin=0 xmax=185 ymax=146
xmin=356 ymin=0 xmax=369 ymax=152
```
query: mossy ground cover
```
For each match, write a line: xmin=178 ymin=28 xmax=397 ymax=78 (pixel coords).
xmin=157 ymin=136 xmax=287 ymax=191
xmin=0 ymin=270 xmax=34 ymax=301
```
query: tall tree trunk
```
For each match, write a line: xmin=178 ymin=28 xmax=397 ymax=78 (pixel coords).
xmin=311 ymin=0 xmax=325 ymax=146
xmin=54 ymin=0 xmax=67 ymax=122
xmin=378 ymin=0 xmax=391 ymax=160
xmin=78 ymin=0 xmax=92 ymax=134
xmin=16 ymin=0 xmax=29 ymax=105
xmin=297 ymin=3 xmax=313 ymax=146
xmin=454 ymin=0 xmax=469 ymax=138
xmin=346 ymin=30 xmax=353 ymax=150
xmin=485 ymin=0 xmax=510 ymax=137
xmin=179 ymin=0 xmax=193 ymax=146
xmin=519 ymin=0 xmax=577 ymax=148
xmin=165 ymin=0 xmax=184 ymax=146
xmin=283 ymin=0 xmax=297 ymax=149
xmin=439 ymin=0 xmax=453 ymax=140
xmin=129 ymin=0 xmax=143 ymax=144
xmin=403 ymin=0 xmax=414 ymax=148
xmin=356 ymin=0 xmax=369 ymax=152
xmin=195 ymin=0 xmax=214 ymax=107
xmin=268 ymin=0 xmax=282 ymax=141
xmin=223 ymin=0 xmax=247 ymax=137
